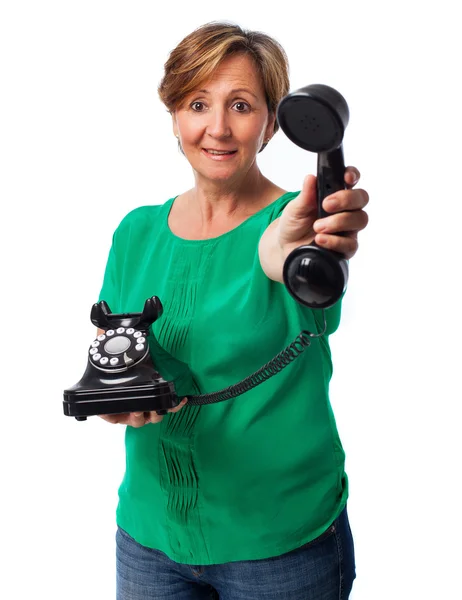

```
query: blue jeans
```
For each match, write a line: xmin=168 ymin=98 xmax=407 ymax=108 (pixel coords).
xmin=116 ymin=506 xmax=356 ymax=599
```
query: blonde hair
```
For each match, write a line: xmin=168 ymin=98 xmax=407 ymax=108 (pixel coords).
xmin=158 ymin=21 xmax=290 ymax=152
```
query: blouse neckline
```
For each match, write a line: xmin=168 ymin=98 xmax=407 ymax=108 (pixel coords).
xmin=163 ymin=191 xmax=296 ymax=245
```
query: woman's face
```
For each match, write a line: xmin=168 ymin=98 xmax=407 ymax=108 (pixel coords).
xmin=172 ymin=53 xmax=275 ymax=186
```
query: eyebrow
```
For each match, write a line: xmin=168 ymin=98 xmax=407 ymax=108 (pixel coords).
xmin=196 ymin=88 xmax=259 ymax=100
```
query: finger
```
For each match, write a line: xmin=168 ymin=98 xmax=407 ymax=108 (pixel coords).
xmin=145 ymin=411 xmax=164 ymax=424
xmin=323 ymin=189 xmax=369 ymax=213
xmin=99 ymin=414 xmax=120 ymax=424
xmin=128 ymin=412 xmax=147 ymax=428
xmin=344 ymin=166 xmax=360 ymax=189
xmin=315 ymin=233 xmax=359 ymax=259
xmin=168 ymin=398 xmax=188 ymax=413
xmin=313 ymin=209 xmax=369 ymax=235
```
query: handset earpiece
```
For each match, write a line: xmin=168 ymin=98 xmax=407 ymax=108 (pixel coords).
xmin=277 ymin=84 xmax=350 ymax=309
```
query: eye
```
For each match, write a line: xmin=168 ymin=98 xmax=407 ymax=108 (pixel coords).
xmin=233 ymin=101 xmax=250 ymax=113
xmin=190 ymin=101 xmax=206 ymax=112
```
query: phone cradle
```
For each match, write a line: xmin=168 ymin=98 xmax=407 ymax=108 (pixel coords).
xmin=63 ymin=297 xmax=178 ymax=421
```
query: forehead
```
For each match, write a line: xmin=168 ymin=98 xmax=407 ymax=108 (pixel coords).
xmin=197 ymin=53 xmax=265 ymax=96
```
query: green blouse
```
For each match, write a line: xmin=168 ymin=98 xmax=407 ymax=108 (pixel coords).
xmin=98 ymin=191 xmax=349 ymax=565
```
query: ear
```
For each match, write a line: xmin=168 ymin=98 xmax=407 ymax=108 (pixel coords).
xmin=172 ymin=112 xmax=178 ymax=138
xmin=264 ymin=111 xmax=276 ymax=141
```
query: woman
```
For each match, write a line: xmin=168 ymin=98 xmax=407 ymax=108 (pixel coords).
xmin=98 ymin=21 xmax=369 ymax=600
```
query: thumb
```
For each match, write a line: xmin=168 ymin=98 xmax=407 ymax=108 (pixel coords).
xmin=288 ymin=175 xmax=317 ymax=219
xmin=277 ymin=174 xmax=318 ymax=248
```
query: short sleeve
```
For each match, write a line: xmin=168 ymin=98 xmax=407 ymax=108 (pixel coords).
xmin=97 ymin=231 xmax=120 ymax=314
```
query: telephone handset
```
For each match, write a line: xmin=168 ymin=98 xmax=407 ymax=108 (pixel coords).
xmin=277 ymin=84 xmax=350 ymax=309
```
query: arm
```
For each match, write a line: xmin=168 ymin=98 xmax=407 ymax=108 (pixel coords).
xmin=258 ymin=217 xmax=285 ymax=283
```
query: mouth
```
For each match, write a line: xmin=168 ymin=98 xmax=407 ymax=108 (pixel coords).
xmin=203 ymin=148 xmax=237 ymax=154
xmin=202 ymin=148 xmax=238 ymax=160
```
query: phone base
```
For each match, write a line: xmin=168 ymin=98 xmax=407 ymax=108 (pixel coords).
xmin=63 ymin=379 xmax=178 ymax=420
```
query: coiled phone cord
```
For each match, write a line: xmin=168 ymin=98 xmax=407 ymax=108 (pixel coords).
xmin=187 ymin=310 xmax=327 ymax=406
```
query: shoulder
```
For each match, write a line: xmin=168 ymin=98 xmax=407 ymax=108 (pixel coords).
xmin=114 ymin=198 xmax=174 ymax=238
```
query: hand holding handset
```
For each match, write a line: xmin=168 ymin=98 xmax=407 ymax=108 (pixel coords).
xmin=63 ymin=297 xmax=178 ymax=421
xmin=277 ymin=84 xmax=350 ymax=309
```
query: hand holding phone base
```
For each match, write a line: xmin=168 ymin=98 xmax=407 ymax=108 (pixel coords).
xmin=63 ymin=297 xmax=178 ymax=421
xmin=63 ymin=297 xmax=327 ymax=420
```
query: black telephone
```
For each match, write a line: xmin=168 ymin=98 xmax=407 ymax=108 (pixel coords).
xmin=63 ymin=84 xmax=351 ymax=420
xmin=63 ymin=295 xmax=323 ymax=420
xmin=63 ymin=297 xmax=179 ymax=421
xmin=277 ymin=83 xmax=350 ymax=309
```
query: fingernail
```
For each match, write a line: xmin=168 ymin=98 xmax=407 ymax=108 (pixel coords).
xmin=314 ymin=220 xmax=326 ymax=232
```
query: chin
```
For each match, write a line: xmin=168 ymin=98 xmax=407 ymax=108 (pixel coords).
xmin=192 ymin=164 xmax=241 ymax=182
xmin=191 ymin=155 xmax=252 ymax=181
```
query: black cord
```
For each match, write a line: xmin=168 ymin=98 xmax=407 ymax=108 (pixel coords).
xmin=187 ymin=310 xmax=327 ymax=406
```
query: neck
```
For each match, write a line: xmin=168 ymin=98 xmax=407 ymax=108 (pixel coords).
xmin=189 ymin=163 xmax=271 ymax=222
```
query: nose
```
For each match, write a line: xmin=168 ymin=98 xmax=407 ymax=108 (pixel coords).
xmin=205 ymin=106 xmax=232 ymax=139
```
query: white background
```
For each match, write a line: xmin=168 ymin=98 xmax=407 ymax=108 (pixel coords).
xmin=1 ymin=1 xmax=460 ymax=598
